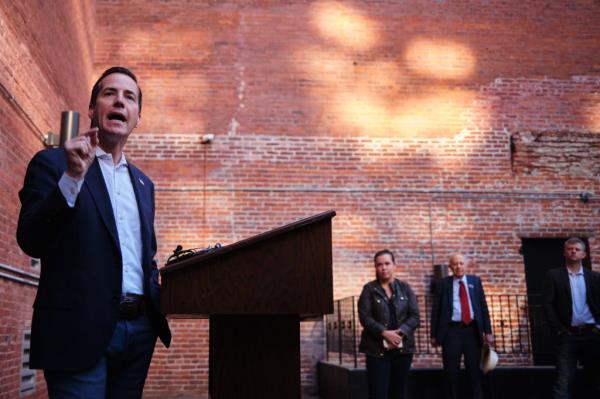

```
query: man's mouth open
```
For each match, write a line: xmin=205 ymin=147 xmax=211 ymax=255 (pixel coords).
xmin=107 ymin=112 xmax=127 ymax=123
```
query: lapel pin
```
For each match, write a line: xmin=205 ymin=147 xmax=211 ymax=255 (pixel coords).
xmin=139 ymin=178 xmax=145 ymax=186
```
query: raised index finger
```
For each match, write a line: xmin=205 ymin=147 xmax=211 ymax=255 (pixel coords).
xmin=81 ymin=128 xmax=99 ymax=147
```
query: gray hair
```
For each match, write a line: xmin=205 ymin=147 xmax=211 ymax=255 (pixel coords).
xmin=448 ymin=252 xmax=469 ymax=263
xmin=564 ymin=237 xmax=586 ymax=251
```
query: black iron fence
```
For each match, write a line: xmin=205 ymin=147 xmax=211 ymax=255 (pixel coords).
xmin=325 ymin=294 xmax=552 ymax=367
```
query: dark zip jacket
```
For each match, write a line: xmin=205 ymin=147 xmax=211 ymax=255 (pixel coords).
xmin=358 ymin=278 xmax=420 ymax=356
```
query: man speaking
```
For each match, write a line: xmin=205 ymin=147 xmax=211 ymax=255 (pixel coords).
xmin=17 ymin=67 xmax=170 ymax=398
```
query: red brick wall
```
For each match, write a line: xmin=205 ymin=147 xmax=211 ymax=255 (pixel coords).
xmin=93 ymin=0 xmax=600 ymax=396
xmin=512 ymin=130 xmax=600 ymax=176
xmin=2 ymin=0 xmax=599 ymax=397
xmin=0 ymin=1 xmax=95 ymax=398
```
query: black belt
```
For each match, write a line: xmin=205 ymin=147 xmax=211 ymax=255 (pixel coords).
xmin=449 ymin=321 xmax=475 ymax=328
xmin=568 ymin=324 xmax=598 ymax=335
xmin=119 ymin=294 xmax=147 ymax=320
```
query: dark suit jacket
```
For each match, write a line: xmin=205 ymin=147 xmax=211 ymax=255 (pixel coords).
xmin=543 ymin=266 xmax=600 ymax=335
xmin=430 ymin=275 xmax=492 ymax=343
xmin=17 ymin=148 xmax=171 ymax=371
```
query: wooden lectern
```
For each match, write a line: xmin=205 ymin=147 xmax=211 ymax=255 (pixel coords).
xmin=160 ymin=210 xmax=336 ymax=399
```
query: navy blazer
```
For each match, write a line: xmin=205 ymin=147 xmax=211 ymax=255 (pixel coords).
xmin=430 ymin=275 xmax=492 ymax=343
xmin=17 ymin=148 xmax=171 ymax=371
xmin=543 ymin=266 xmax=600 ymax=335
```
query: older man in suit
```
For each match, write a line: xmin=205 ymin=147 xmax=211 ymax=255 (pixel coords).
xmin=543 ymin=237 xmax=600 ymax=399
xmin=431 ymin=253 xmax=494 ymax=399
xmin=17 ymin=67 xmax=170 ymax=398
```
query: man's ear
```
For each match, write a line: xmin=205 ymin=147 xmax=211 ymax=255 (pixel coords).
xmin=88 ymin=107 xmax=94 ymax=123
xmin=135 ymin=114 xmax=141 ymax=128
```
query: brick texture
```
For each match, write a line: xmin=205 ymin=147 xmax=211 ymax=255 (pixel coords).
xmin=1 ymin=0 xmax=600 ymax=397
xmin=512 ymin=129 xmax=600 ymax=177
xmin=0 ymin=1 xmax=95 ymax=397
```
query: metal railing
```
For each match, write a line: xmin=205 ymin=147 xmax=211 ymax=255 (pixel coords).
xmin=325 ymin=294 xmax=549 ymax=367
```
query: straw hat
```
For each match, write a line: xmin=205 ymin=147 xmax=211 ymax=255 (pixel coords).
xmin=480 ymin=343 xmax=498 ymax=374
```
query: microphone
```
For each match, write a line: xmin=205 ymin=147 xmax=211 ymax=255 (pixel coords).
xmin=59 ymin=111 xmax=79 ymax=146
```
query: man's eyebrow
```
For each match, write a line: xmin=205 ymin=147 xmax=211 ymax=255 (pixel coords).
xmin=101 ymin=86 xmax=138 ymax=97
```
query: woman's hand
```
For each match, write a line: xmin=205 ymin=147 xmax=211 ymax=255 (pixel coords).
xmin=382 ymin=329 xmax=403 ymax=349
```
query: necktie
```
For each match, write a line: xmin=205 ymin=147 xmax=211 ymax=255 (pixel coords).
xmin=459 ymin=281 xmax=472 ymax=324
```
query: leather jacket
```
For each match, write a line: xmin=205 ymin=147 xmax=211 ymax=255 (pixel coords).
xmin=358 ymin=278 xmax=420 ymax=356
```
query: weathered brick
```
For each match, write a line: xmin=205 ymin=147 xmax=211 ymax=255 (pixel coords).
xmin=2 ymin=0 xmax=600 ymax=397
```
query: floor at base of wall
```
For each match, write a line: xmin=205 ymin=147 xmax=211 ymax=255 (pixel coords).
xmin=143 ymin=393 xmax=321 ymax=398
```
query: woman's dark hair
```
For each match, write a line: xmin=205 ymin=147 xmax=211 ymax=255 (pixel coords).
xmin=89 ymin=66 xmax=142 ymax=112
xmin=373 ymin=249 xmax=395 ymax=264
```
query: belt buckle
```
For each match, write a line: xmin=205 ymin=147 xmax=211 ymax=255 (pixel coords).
xmin=568 ymin=325 xmax=592 ymax=335
xmin=119 ymin=297 xmax=139 ymax=320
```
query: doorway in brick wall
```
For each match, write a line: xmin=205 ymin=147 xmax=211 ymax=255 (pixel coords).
xmin=521 ymin=237 xmax=591 ymax=365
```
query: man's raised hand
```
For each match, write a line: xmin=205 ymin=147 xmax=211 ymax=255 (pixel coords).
xmin=64 ymin=128 xmax=99 ymax=180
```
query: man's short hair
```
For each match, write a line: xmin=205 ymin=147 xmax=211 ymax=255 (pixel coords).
xmin=374 ymin=249 xmax=395 ymax=264
xmin=89 ymin=66 xmax=142 ymax=112
xmin=564 ymin=237 xmax=586 ymax=251
xmin=449 ymin=252 xmax=469 ymax=263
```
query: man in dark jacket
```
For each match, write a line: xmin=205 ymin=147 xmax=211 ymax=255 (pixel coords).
xmin=430 ymin=253 xmax=494 ymax=399
xmin=17 ymin=67 xmax=170 ymax=398
xmin=543 ymin=237 xmax=600 ymax=399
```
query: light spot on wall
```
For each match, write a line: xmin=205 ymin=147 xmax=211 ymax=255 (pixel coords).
xmin=586 ymin=94 xmax=600 ymax=131
xmin=300 ymin=47 xmax=353 ymax=83
xmin=311 ymin=2 xmax=379 ymax=51
xmin=300 ymin=10 xmax=484 ymax=140
xmin=389 ymin=89 xmax=477 ymax=138
xmin=404 ymin=39 xmax=476 ymax=80
xmin=332 ymin=87 xmax=478 ymax=139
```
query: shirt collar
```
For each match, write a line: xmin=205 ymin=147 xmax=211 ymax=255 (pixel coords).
xmin=96 ymin=147 xmax=128 ymax=168
xmin=453 ymin=275 xmax=468 ymax=284
xmin=567 ymin=266 xmax=584 ymax=276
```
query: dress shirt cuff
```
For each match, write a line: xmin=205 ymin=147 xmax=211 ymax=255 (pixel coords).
xmin=58 ymin=172 xmax=84 ymax=208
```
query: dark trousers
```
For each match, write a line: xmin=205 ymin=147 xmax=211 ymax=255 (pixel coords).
xmin=44 ymin=317 xmax=157 ymax=399
xmin=553 ymin=329 xmax=600 ymax=399
xmin=442 ymin=323 xmax=483 ymax=399
xmin=366 ymin=352 xmax=413 ymax=399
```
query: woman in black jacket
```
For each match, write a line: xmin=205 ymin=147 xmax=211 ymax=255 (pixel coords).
xmin=358 ymin=249 xmax=420 ymax=399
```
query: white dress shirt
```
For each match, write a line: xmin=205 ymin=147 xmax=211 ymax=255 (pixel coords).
xmin=452 ymin=275 xmax=474 ymax=322
xmin=58 ymin=147 xmax=144 ymax=295
xmin=567 ymin=267 xmax=596 ymax=327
